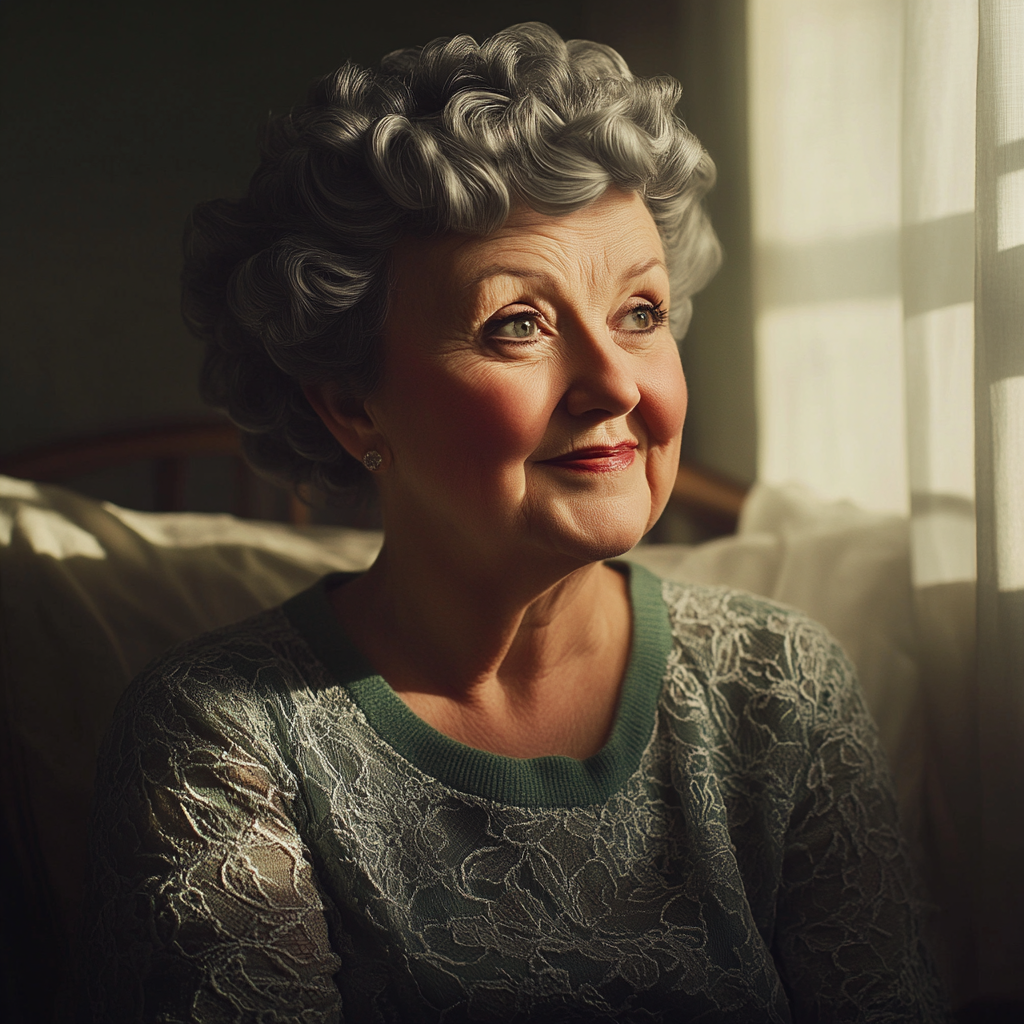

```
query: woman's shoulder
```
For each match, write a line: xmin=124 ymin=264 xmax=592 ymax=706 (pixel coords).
xmin=655 ymin=577 xmax=864 ymax=736
xmin=103 ymin=604 xmax=329 ymax=760
xmin=131 ymin=604 xmax=312 ymax=700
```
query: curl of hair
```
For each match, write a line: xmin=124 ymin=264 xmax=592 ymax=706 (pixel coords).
xmin=182 ymin=22 xmax=721 ymax=495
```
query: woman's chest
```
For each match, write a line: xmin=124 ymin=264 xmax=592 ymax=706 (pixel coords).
xmin=293 ymin=741 xmax=791 ymax=1021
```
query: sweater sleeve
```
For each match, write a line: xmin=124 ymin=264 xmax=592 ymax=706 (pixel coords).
xmin=770 ymin=626 xmax=948 ymax=1023
xmin=80 ymin=651 xmax=344 ymax=1024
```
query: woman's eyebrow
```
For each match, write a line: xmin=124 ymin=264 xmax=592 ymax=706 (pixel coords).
xmin=464 ymin=264 xmax=543 ymax=289
xmin=464 ymin=256 xmax=667 ymax=291
xmin=620 ymin=256 xmax=667 ymax=281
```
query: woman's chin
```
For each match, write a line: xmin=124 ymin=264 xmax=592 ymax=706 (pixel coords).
xmin=516 ymin=462 xmax=671 ymax=568
xmin=527 ymin=501 xmax=652 ymax=568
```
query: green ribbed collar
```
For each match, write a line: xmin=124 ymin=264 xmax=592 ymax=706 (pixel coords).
xmin=283 ymin=561 xmax=671 ymax=808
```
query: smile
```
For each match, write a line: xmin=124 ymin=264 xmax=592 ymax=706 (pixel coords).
xmin=539 ymin=441 xmax=638 ymax=473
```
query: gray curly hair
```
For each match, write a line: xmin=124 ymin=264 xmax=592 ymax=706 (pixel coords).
xmin=182 ymin=22 xmax=721 ymax=495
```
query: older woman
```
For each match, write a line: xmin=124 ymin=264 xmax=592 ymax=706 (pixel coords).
xmin=81 ymin=23 xmax=944 ymax=1023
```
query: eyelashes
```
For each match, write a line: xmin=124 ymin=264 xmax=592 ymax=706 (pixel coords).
xmin=484 ymin=300 xmax=668 ymax=346
xmin=626 ymin=300 xmax=667 ymax=332
xmin=487 ymin=312 xmax=542 ymax=344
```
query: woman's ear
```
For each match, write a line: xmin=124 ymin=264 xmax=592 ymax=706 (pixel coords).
xmin=302 ymin=382 xmax=386 ymax=467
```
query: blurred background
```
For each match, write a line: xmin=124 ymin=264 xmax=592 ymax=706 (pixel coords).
xmin=0 ymin=0 xmax=754 ymax=523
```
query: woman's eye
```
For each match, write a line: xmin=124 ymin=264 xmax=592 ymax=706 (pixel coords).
xmin=621 ymin=303 xmax=666 ymax=332
xmin=489 ymin=315 xmax=540 ymax=343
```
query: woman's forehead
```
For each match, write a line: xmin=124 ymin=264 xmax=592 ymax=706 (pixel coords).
xmin=391 ymin=190 xmax=666 ymax=293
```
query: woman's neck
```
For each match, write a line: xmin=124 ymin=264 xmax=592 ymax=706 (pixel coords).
xmin=328 ymin=540 xmax=633 ymax=758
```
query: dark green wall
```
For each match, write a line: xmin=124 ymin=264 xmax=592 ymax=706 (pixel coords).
xmin=0 ymin=0 xmax=754 ymax=483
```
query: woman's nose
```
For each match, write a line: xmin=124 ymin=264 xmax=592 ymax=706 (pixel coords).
xmin=562 ymin=328 xmax=642 ymax=419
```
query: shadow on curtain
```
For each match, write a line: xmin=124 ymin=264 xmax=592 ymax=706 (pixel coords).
xmin=746 ymin=0 xmax=1023 ymax=1008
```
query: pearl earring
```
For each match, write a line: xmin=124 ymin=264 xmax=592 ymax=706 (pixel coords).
xmin=362 ymin=450 xmax=383 ymax=471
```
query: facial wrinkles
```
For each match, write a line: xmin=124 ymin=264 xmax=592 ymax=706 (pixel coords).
xmin=494 ymin=232 xmax=666 ymax=454
xmin=394 ymin=191 xmax=668 ymax=332
xmin=387 ymin=246 xmax=650 ymax=446
xmin=463 ymin=231 xmax=656 ymax=334
xmin=372 ymin=190 xmax=685 ymax=561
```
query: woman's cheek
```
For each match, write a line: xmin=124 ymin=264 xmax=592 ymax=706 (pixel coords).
xmin=639 ymin=350 xmax=688 ymax=445
xmin=637 ymin=356 xmax=686 ymax=529
xmin=403 ymin=360 xmax=551 ymax=466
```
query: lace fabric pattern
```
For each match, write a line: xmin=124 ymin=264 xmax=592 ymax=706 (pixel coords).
xmin=81 ymin=579 xmax=948 ymax=1022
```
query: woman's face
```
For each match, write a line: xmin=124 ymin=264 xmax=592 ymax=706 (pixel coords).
xmin=366 ymin=187 xmax=687 ymax=570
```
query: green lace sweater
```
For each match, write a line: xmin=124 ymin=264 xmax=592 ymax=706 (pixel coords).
xmin=81 ymin=563 xmax=945 ymax=1022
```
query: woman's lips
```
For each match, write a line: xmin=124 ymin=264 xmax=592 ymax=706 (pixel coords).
xmin=539 ymin=442 xmax=638 ymax=473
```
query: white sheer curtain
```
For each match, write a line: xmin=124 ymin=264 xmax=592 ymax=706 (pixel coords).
xmin=747 ymin=0 xmax=1023 ymax=1005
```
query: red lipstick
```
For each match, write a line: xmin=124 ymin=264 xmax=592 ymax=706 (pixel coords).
xmin=540 ymin=441 xmax=638 ymax=473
